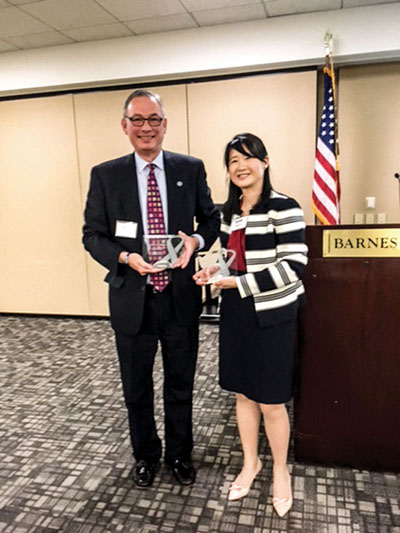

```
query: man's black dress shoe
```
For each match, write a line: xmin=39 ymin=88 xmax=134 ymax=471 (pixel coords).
xmin=169 ymin=459 xmax=196 ymax=486
xmin=133 ymin=459 xmax=160 ymax=488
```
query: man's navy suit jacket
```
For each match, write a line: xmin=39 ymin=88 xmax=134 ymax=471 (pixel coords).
xmin=83 ymin=151 xmax=220 ymax=336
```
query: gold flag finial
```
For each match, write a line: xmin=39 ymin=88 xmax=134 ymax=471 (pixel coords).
xmin=324 ymin=31 xmax=333 ymax=54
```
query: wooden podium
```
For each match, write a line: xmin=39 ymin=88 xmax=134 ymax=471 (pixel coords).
xmin=294 ymin=224 xmax=400 ymax=472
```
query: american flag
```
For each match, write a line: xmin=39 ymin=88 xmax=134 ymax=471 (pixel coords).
xmin=312 ymin=57 xmax=340 ymax=225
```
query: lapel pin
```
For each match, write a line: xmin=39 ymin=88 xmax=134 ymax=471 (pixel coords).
xmin=176 ymin=181 xmax=183 ymax=187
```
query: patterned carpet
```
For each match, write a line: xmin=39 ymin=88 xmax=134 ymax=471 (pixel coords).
xmin=0 ymin=315 xmax=398 ymax=533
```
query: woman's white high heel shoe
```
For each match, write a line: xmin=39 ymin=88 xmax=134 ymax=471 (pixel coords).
xmin=272 ymin=469 xmax=292 ymax=517
xmin=227 ymin=458 xmax=262 ymax=501
xmin=272 ymin=494 xmax=293 ymax=517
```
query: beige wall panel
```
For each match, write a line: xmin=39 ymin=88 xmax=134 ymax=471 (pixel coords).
xmin=339 ymin=64 xmax=400 ymax=224
xmin=0 ymin=95 xmax=90 ymax=314
xmin=74 ymin=85 xmax=189 ymax=315
xmin=187 ymin=72 xmax=317 ymax=224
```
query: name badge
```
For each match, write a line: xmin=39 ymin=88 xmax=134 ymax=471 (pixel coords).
xmin=231 ymin=216 xmax=247 ymax=232
xmin=115 ymin=220 xmax=138 ymax=239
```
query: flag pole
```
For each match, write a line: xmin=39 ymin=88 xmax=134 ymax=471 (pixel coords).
xmin=324 ymin=31 xmax=341 ymax=208
xmin=312 ymin=31 xmax=341 ymax=225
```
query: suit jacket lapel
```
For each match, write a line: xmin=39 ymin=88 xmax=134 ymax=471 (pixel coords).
xmin=164 ymin=152 xmax=185 ymax=234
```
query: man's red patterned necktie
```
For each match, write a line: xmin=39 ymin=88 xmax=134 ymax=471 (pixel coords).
xmin=147 ymin=163 xmax=169 ymax=291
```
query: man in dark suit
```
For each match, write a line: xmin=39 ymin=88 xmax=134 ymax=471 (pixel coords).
xmin=83 ymin=89 xmax=219 ymax=488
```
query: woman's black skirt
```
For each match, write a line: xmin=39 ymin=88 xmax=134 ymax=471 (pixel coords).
xmin=219 ymin=289 xmax=296 ymax=404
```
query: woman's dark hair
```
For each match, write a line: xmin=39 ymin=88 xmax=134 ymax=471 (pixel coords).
xmin=221 ymin=133 xmax=272 ymax=223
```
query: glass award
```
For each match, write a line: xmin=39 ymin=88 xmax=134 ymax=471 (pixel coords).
xmin=143 ymin=234 xmax=184 ymax=269
xmin=198 ymin=248 xmax=237 ymax=284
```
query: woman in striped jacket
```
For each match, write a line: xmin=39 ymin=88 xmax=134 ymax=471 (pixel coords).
xmin=194 ymin=133 xmax=308 ymax=517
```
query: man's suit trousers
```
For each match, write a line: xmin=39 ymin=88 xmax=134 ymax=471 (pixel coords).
xmin=115 ymin=284 xmax=199 ymax=464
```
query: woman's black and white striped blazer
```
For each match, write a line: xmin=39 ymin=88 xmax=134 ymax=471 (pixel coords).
xmin=220 ymin=190 xmax=308 ymax=328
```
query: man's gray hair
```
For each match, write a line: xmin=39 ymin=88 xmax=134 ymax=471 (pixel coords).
xmin=123 ymin=89 xmax=165 ymax=117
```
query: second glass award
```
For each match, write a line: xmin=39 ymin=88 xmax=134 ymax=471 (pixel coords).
xmin=198 ymin=248 xmax=237 ymax=284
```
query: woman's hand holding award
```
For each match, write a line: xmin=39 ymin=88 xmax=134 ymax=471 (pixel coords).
xmin=194 ymin=248 xmax=236 ymax=285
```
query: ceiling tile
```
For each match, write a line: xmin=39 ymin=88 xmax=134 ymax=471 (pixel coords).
xmin=0 ymin=6 xmax=51 ymax=38
xmin=193 ymin=4 xmax=266 ymax=26
xmin=125 ymin=13 xmax=197 ymax=35
xmin=182 ymin=0 xmax=262 ymax=10
xmin=96 ymin=0 xmax=186 ymax=21
xmin=21 ymin=0 xmax=117 ymax=30
xmin=0 ymin=0 xmax=397 ymax=54
xmin=63 ymin=23 xmax=133 ymax=42
xmin=264 ymin=0 xmax=341 ymax=16
xmin=7 ymin=30 xmax=73 ymax=48
xmin=0 ymin=39 xmax=19 ymax=51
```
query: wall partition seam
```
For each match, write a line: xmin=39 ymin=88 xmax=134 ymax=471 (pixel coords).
xmin=72 ymin=93 xmax=92 ymax=314
xmin=185 ymin=84 xmax=191 ymax=156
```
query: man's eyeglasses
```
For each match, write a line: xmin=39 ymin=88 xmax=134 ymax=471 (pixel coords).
xmin=124 ymin=115 xmax=163 ymax=127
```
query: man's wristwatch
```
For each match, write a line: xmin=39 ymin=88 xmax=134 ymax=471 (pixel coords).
xmin=124 ymin=252 xmax=130 ymax=265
